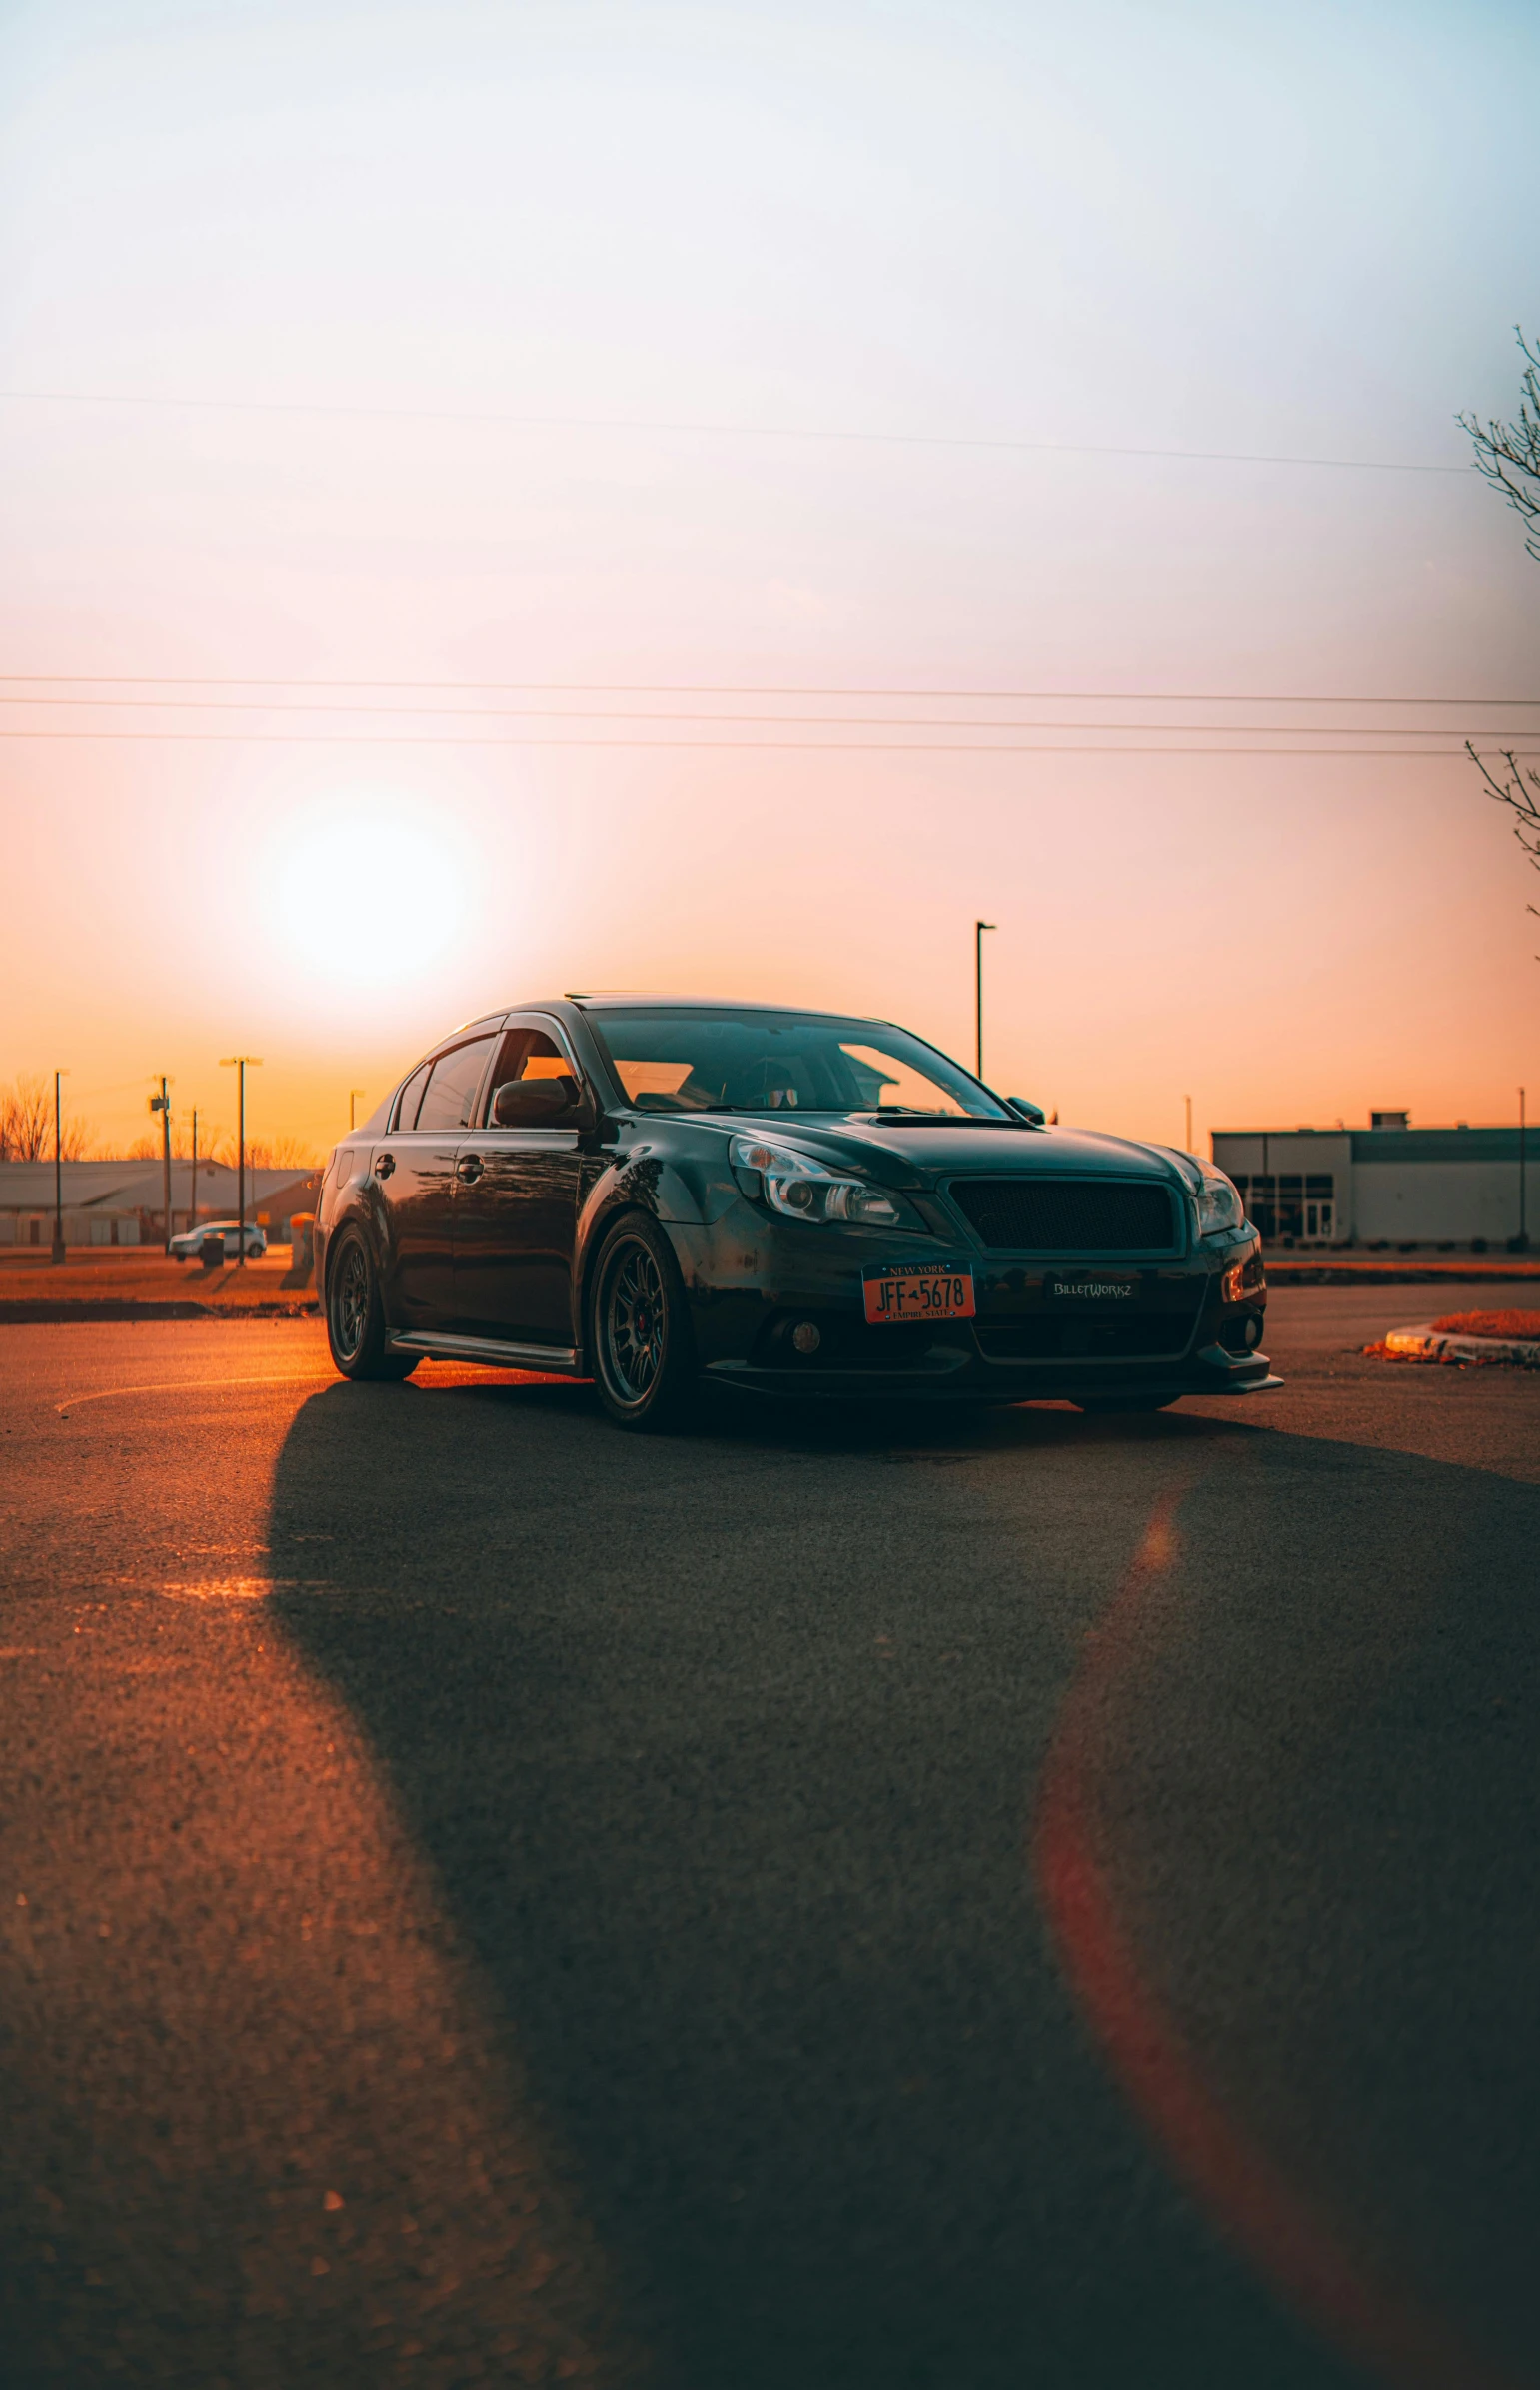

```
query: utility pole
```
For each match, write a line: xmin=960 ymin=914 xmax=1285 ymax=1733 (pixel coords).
xmin=189 ymin=1108 xmax=199 ymax=1237
xmin=1521 ymin=1086 xmax=1529 ymax=1249
xmin=1184 ymin=1094 xmax=1193 ymax=1154
xmin=51 ymin=1069 xmax=68 ymax=1263
xmin=149 ymin=1076 xmax=172 ymax=1252
xmin=974 ymin=921 xmax=996 ymax=1081
xmin=349 ymin=1088 xmax=366 ymax=1132
xmin=220 ymin=1057 xmax=263 ymax=1266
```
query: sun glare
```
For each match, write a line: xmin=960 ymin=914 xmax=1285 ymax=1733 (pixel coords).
xmin=273 ymin=806 xmax=468 ymax=989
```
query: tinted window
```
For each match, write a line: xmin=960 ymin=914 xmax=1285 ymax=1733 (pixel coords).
xmin=414 ymin=1037 xmax=497 ymax=1133
xmin=483 ymin=1026 xmax=579 ymax=1118
xmin=394 ymin=1061 xmax=433 ymax=1132
xmin=586 ymin=1009 xmax=1010 ymax=1118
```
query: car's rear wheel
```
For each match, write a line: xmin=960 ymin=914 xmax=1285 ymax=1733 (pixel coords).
xmin=326 ymin=1226 xmax=420 ymax=1381
xmin=588 ymin=1214 xmax=698 ymax=1430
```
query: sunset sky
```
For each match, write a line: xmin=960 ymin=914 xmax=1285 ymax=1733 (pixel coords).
xmin=2 ymin=0 xmax=1538 ymax=1162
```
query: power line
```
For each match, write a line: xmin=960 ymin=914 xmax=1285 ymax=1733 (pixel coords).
xmin=1 ymin=730 xmax=1532 ymax=754
xmin=2 ymin=675 xmax=1536 ymax=705
xmin=0 ymin=386 xmax=1473 ymax=477
xmin=0 ymin=697 xmax=1533 ymax=735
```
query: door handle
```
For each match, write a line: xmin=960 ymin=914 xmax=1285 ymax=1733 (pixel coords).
xmin=375 ymin=1152 xmax=395 ymax=1180
xmin=456 ymin=1155 xmax=483 ymax=1184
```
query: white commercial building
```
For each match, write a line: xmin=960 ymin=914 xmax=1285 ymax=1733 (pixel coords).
xmin=0 ymin=1161 xmax=319 ymax=1248
xmin=1209 ymin=1121 xmax=1532 ymax=1250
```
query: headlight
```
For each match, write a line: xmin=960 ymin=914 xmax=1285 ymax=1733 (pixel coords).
xmin=1195 ymin=1170 xmax=1245 ymax=1238
xmin=729 ymin=1134 xmax=924 ymax=1230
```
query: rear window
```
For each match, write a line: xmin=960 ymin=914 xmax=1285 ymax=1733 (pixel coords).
xmin=393 ymin=1061 xmax=433 ymax=1132
xmin=414 ymin=1037 xmax=497 ymax=1133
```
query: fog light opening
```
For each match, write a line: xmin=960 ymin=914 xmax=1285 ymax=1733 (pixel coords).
xmin=791 ymin=1321 xmax=821 ymax=1355
xmin=1244 ymin=1315 xmax=1261 ymax=1348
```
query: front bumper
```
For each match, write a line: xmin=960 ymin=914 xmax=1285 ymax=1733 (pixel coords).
xmin=669 ymin=1208 xmax=1277 ymax=1404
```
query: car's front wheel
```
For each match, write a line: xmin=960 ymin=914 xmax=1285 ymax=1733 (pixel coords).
xmin=326 ymin=1226 xmax=420 ymax=1382
xmin=587 ymin=1213 xmax=698 ymax=1430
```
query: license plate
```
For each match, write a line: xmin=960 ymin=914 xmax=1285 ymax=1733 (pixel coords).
xmin=862 ymin=1261 xmax=977 ymax=1324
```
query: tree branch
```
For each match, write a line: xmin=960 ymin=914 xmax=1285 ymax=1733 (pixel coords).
xmin=1457 ymin=327 xmax=1540 ymax=563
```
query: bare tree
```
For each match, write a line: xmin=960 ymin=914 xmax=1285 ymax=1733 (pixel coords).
xmin=243 ymin=1135 xmax=319 ymax=1171
xmin=1461 ymin=330 xmax=1540 ymax=944
xmin=171 ymin=1119 xmax=224 ymax=1162
xmin=0 ymin=1073 xmax=53 ymax=1161
xmin=1458 ymin=327 xmax=1540 ymax=563
xmin=1466 ymin=740 xmax=1540 ymax=933
xmin=59 ymin=1116 xmax=97 ymax=1161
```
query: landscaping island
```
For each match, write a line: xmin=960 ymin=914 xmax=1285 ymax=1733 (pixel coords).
xmin=1373 ymin=1309 xmax=1540 ymax=1368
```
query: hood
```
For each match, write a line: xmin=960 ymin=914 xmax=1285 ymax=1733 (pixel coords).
xmin=701 ymin=1113 xmax=1194 ymax=1191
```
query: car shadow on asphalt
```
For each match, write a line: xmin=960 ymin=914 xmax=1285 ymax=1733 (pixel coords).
xmin=265 ymin=1378 xmax=1539 ymax=2390
xmin=429 ymin=1370 xmax=1260 ymax=1454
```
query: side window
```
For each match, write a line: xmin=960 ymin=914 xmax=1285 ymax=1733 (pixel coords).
xmin=393 ymin=1061 xmax=433 ymax=1133
xmin=518 ymin=1032 xmax=577 ymax=1083
xmin=414 ymin=1036 xmax=497 ymax=1134
xmin=483 ymin=1025 xmax=581 ymax=1119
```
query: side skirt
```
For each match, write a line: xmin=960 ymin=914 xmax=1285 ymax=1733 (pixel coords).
xmin=386 ymin=1330 xmax=585 ymax=1374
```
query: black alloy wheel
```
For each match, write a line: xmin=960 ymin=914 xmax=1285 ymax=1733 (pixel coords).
xmin=588 ymin=1213 xmax=698 ymax=1430
xmin=325 ymin=1226 xmax=419 ymax=1382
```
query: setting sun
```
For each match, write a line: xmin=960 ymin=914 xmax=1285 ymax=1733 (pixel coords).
xmin=272 ymin=802 xmax=470 ymax=991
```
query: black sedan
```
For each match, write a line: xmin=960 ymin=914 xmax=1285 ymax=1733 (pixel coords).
xmin=315 ymin=997 xmax=1278 ymax=1428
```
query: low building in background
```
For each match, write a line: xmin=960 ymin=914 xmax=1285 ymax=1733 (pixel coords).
xmin=1210 ymin=1121 xmax=1531 ymax=1250
xmin=0 ymin=1161 xmax=320 ymax=1250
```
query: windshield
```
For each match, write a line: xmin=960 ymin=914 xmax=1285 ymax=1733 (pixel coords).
xmin=585 ymin=1008 xmax=1012 ymax=1119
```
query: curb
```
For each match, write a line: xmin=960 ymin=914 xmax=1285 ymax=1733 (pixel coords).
xmin=1379 ymin=1324 xmax=1540 ymax=1368
xmin=0 ymin=1300 xmax=321 ymax=1325
xmin=1266 ymin=1264 xmax=1540 ymax=1284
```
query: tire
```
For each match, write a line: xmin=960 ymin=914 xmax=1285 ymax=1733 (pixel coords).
xmin=1075 ymin=1394 xmax=1180 ymax=1414
xmin=587 ymin=1212 xmax=699 ymax=1430
xmin=326 ymin=1226 xmax=420 ymax=1381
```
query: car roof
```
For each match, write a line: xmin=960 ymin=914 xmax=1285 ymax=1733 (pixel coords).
xmin=560 ymin=994 xmax=882 ymax=1018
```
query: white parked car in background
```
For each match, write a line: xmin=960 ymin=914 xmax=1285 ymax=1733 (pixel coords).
xmin=170 ymin=1220 xmax=267 ymax=1261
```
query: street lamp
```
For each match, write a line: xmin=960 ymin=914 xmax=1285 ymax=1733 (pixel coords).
xmin=219 ymin=1056 xmax=263 ymax=1267
xmin=349 ymin=1088 xmax=366 ymax=1132
xmin=51 ymin=1069 xmax=69 ymax=1263
xmin=975 ymin=921 xmax=996 ymax=1081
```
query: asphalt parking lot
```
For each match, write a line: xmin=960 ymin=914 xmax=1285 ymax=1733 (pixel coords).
xmin=2 ymin=1286 xmax=1537 ymax=2390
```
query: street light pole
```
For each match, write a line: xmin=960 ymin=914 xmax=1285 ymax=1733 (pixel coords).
xmin=975 ymin=921 xmax=996 ymax=1081
xmin=190 ymin=1108 xmax=199 ymax=1238
xmin=349 ymin=1088 xmax=365 ymax=1132
xmin=1184 ymin=1094 xmax=1193 ymax=1154
xmin=220 ymin=1057 xmax=263 ymax=1267
xmin=51 ymin=1069 xmax=67 ymax=1263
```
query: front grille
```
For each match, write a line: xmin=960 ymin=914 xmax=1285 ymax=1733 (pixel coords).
xmin=949 ymin=1176 xmax=1177 ymax=1252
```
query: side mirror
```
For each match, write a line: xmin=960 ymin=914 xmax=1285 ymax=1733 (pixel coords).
xmin=1007 ymin=1096 xmax=1047 ymax=1126
xmin=492 ymin=1076 xmax=582 ymax=1127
